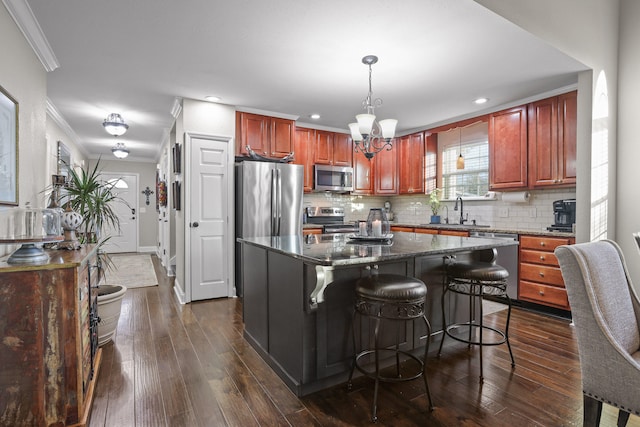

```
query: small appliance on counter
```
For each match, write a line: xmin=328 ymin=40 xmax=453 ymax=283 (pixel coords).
xmin=547 ymin=198 xmax=576 ymax=232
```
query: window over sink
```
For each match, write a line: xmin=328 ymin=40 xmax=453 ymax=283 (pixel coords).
xmin=439 ymin=121 xmax=489 ymax=200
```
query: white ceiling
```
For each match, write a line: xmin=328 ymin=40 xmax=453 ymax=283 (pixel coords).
xmin=23 ymin=0 xmax=587 ymax=162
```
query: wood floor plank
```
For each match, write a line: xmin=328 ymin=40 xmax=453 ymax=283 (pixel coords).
xmin=88 ymin=255 xmax=640 ymax=427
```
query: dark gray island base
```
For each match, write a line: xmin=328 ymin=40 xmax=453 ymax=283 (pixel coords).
xmin=238 ymin=232 xmax=518 ymax=396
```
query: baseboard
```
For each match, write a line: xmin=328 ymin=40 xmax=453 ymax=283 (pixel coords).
xmin=138 ymin=246 xmax=156 ymax=253
xmin=173 ymin=278 xmax=187 ymax=304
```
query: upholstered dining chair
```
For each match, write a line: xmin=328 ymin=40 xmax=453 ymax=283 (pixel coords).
xmin=555 ymin=240 xmax=640 ymax=427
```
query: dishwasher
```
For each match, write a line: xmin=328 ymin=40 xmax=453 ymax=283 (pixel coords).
xmin=469 ymin=231 xmax=519 ymax=300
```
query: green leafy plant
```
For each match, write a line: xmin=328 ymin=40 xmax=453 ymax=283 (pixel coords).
xmin=429 ymin=188 xmax=442 ymax=216
xmin=61 ymin=159 xmax=126 ymax=244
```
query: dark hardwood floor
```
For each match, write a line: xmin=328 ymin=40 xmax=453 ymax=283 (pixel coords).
xmin=89 ymin=256 xmax=638 ymax=426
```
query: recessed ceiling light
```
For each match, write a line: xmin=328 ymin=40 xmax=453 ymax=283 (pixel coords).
xmin=205 ymin=96 xmax=221 ymax=102
xmin=310 ymin=114 xmax=321 ymax=119
xmin=474 ymin=97 xmax=489 ymax=105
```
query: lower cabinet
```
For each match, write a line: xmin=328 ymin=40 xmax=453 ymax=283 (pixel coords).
xmin=391 ymin=226 xmax=470 ymax=237
xmin=0 ymin=246 xmax=101 ymax=426
xmin=518 ymin=235 xmax=574 ymax=310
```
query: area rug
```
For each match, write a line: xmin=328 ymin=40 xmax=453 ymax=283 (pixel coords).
xmin=104 ymin=254 xmax=158 ymax=288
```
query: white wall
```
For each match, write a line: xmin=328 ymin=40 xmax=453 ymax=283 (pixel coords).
xmin=0 ymin=4 xmax=48 ymax=256
xmin=173 ymin=99 xmax=235 ymax=300
xmin=616 ymin=0 xmax=640 ymax=282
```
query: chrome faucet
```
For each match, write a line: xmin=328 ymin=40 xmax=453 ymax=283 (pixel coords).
xmin=454 ymin=196 xmax=467 ymax=224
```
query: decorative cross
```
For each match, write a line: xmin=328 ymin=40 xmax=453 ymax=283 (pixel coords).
xmin=142 ymin=186 xmax=154 ymax=205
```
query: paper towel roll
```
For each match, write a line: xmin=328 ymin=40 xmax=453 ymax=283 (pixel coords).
xmin=502 ymin=191 xmax=530 ymax=203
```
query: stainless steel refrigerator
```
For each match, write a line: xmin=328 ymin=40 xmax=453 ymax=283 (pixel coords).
xmin=235 ymin=160 xmax=304 ymax=295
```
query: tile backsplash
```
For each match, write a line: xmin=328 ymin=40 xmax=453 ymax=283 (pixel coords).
xmin=303 ymin=188 xmax=576 ymax=232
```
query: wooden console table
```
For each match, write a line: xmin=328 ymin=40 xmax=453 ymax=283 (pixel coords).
xmin=0 ymin=245 xmax=102 ymax=426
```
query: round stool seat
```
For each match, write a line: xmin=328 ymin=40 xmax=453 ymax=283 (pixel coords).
xmin=356 ymin=274 xmax=427 ymax=302
xmin=448 ymin=261 xmax=509 ymax=282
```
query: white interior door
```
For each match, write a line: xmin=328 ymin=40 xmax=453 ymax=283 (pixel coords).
xmin=188 ymin=135 xmax=231 ymax=300
xmin=100 ymin=173 xmax=138 ymax=253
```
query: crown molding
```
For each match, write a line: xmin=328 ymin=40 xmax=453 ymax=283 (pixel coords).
xmin=3 ymin=0 xmax=59 ymax=72
xmin=46 ymin=98 xmax=89 ymax=158
xmin=170 ymin=97 xmax=183 ymax=119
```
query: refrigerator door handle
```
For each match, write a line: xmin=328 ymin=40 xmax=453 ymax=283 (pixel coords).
xmin=275 ymin=168 xmax=282 ymax=235
xmin=271 ymin=169 xmax=278 ymax=235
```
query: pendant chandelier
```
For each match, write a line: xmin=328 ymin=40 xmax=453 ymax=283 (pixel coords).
xmin=456 ymin=126 xmax=465 ymax=169
xmin=348 ymin=55 xmax=397 ymax=160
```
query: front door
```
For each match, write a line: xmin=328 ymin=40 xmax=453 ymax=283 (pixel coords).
xmin=187 ymin=135 xmax=232 ymax=300
xmin=100 ymin=173 xmax=138 ymax=253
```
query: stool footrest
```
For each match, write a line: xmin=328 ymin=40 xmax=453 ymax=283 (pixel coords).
xmin=354 ymin=348 xmax=424 ymax=383
xmin=445 ymin=323 xmax=507 ymax=346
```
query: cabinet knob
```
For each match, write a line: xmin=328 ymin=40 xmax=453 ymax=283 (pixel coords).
xmin=539 ymin=272 xmax=545 ymax=277
xmin=539 ymin=290 xmax=545 ymax=296
xmin=540 ymin=242 xmax=546 ymax=247
xmin=540 ymin=255 xmax=546 ymax=261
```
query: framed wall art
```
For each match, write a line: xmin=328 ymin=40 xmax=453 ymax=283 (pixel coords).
xmin=0 ymin=85 xmax=18 ymax=206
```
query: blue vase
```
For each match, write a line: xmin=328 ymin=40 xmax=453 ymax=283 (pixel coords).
xmin=430 ymin=215 xmax=441 ymax=224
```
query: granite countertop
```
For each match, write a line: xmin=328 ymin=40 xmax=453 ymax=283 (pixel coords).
xmin=238 ymin=231 xmax=519 ymax=267
xmin=304 ymin=222 xmax=575 ymax=238
xmin=390 ymin=222 xmax=575 ymax=238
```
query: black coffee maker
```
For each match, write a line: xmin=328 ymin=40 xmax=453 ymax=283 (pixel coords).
xmin=548 ymin=199 xmax=576 ymax=232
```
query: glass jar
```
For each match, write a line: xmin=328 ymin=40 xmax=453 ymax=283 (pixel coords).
xmin=366 ymin=208 xmax=390 ymax=237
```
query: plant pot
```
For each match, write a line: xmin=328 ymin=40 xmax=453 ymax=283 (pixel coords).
xmin=430 ymin=215 xmax=441 ymax=224
xmin=97 ymin=285 xmax=127 ymax=346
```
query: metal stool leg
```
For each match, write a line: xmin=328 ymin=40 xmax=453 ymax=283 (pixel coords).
xmin=422 ymin=314 xmax=434 ymax=411
xmin=437 ymin=284 xmax=449 ymax=357
xmin=372 ymin=317 xmax=381 ymax=423
xmin=347 ymin=309 xmax=358 ymax=389
xmin=478 ymin=283 xmax=484 ymax=382
xmin=504 ymin=294 xmax=515 ymax=368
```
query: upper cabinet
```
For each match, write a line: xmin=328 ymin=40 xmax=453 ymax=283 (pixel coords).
xmin=374 ymin=141 xmax=399 ymax=195
xmin=489 ymin=106 xmax=528 ymax=190
xmin=353 ymin=149 xmax=374 ymax=195
xmin=528 ymin=91 xmax=577 ymax=187
xmin=399 ymin=132 xmax=425 ymax=194
xmin=293 ymin=127 xmax=315 ymax=192
xmin=236 ymin=112 xmax=295 ymax=158
xmin=314 ymin=130 xmax=352 ymax=166
xmin=424 ymin=133 xmax=438 ymax=193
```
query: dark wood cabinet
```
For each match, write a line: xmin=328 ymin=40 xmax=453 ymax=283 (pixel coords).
xmin=293 ymin=127 xmax=315 ymax=192
xmin=374 ymin=141 xmax=399 ymax=195
xmin=332 ymin=132 xmax=353 ymax=166
xmin=399 ymin=132 xmax=425 ymax=194
xmin=424 ymin=133 xmax=438 ymax=194
xmin=313 ymin=130 xmax=352 ymax=166
xmin=489 ymin=106 xmax=528 ymax=190
xmin=353 ymin=149 xmax=374 ymax=194
xmin=235 ymin=111 xmax=295 ymax=157
xmin=528 ymin=91 xmax=577 ymax=187
xmin=518 ymin=235 xmax=574 ymax=310
xmin=0 ymin=246 xmax=102 ymax=426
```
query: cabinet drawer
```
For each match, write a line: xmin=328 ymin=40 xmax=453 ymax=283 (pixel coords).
xmin=440 ymin=230 xmax=470 ymax=237
xmin=519 ymin=280 xmax=570 ymax=310
xmin=520 ymin=235 xmax=571 ymax=251
xmin=520 ymin=249 xmax=559 ymax=267
xmin=520 ymin=263 xmax=565 ymax=287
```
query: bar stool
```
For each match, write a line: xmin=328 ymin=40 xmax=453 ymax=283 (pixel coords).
xmin=348 ymin=273 xmax=433 ymax=422
xmin=437 ymin=252 xmax=515 ymax=381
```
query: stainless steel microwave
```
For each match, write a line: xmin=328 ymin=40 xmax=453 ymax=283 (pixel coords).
xmin=314 ymin=165 xmax=354 ymax=192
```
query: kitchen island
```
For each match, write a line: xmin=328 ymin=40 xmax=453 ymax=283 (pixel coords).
xmin=238 ymin=232 xmax=518 ymax=396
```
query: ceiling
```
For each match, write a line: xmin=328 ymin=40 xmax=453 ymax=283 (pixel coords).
xmin=22 ymin=0 xmax=587 ymax=163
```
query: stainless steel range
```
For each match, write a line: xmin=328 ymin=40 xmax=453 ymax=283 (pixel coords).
xmin=305 ymin=207 xmax=359 ymax=234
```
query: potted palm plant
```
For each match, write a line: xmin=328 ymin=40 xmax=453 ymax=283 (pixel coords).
xmin=429 ymin=188 xmax=442 ymax=224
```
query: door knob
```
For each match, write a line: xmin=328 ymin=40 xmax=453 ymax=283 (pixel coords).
xmin=191 ymin=222 xmax=199 ymax=228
